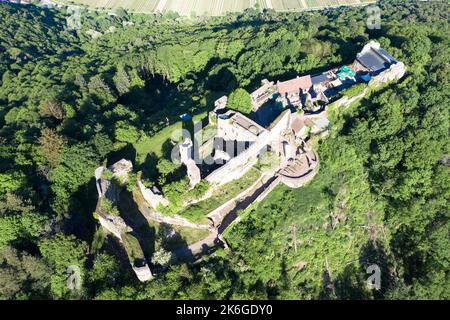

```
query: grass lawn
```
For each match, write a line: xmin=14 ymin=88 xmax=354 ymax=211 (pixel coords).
xmin=162 ymin=225 xmax=211 ymax=251
xmin=143 ymin=216 xmax=211 ymax=251
xmin=132 ymin=189 xmax=211 ymax=250
xmin=179 ymin=167 xmax=261 ymax=223
xmin=134 ymin=112 xmax=207 ymax=164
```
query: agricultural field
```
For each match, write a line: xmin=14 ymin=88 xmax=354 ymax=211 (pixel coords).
xmin=64 ymin=0 xmax=159 ymax=12
xmin=61 ymin=0 xmax=376 ymax=16
xmin=161 ymin=0 xmax=253 ymax=16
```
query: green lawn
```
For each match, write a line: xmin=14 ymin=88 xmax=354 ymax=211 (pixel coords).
xmin=161 ymin=225 xmax=211 ymax=251
xmin=134 ymin=112 xmax=207 ymax=164
xmin=132 ymin=188 xmax=211 ymax=250
xmin=179 ymin=167 xmax=261 ymax=223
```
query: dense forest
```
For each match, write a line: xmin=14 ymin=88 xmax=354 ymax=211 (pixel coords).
xmin=0 ymin=0 xmax=448 ymax=299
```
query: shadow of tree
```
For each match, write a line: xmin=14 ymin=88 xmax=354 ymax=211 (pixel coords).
xmin=62 ymin=177 xmax=98 ymax=243
xmin=333 ymin=264 xmax=373 ymax=299
xmin=157 ymin=223 xmax=188 ymax=251
xmin=319 ymin=269 xmax=338 ymax=300
xmin=140 ymin=152 xmax=159 ymax=181
xmin=156 ymin=223 xmax=194 ymax=264
xmin=205 ymin=65 xmax=238 ymax=92
xmin=107 ymin=144 xmax=136 ymax=167
xmin=118 ymin=188 xmax=156 ymax=260
xmin=358 ymin=239 xmax=396 ymax=299
xmin=318 ymin=238 xmax=396 ymax=300
xmin=162 ymin=138 xmax=177 ymax=160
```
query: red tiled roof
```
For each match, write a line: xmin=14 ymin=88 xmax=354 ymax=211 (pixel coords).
xmin=277 ymin=75 xmax=312 ymax=95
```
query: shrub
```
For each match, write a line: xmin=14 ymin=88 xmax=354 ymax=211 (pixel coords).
xmin=341 ymin=83 xmax=367 ymax=98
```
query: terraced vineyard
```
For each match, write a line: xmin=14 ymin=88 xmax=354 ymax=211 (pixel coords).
xmin=62 ymin=0 xmax=376 ymax=16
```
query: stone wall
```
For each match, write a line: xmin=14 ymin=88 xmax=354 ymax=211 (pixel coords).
xmin=205 ymin=145 xmax=260 ymax=186
xmin=94 ymin=160 xmax=153 ymax=282
xmin=198 ymin=138 xmax=215 ymax=159
xmin=185 ymin=159 xmax=201 ymax=188
xmin=205 ymin=110 xmax=291 ymax=186
xmin=280 ymin=169 xmax=317 ymax=188
xmin=97 ymin=213 xmax=131 ymax=240
xmin=217 ymin=114 xmax=261 ymax=142
xmin=207 ymin=174 xmax=267 ymax=227
xmin=146 ymin=210 xmax=212 ymax=230
xmin=132 ymin=265 xmax=153 ymax=282
xmin=253 ymin=176 xmax=282 ymax=203
xmin=137 ymin=181 xmax=169 ymax=210
xmin=370 ymin=62 xmax=406 ymax=86
xmin=94 ymin=166 xmax=105 ymax=198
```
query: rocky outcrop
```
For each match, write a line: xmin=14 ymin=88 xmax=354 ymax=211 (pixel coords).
xmin=110 ymin=159 xmax=133 ymax=183
xmin=97 ymin=213 xmax=132 ymax=239
xmin=94 ymin=159 xmax=153 ymax=282
xmin=370 ymin=61 xmax=406 ymax=86
xmin=179 ymin=138 xmax=201 ymax=189
xmin=137 ymin=181 xmax=169 ymax=210
xmin=132 ymin=265 xmax=153 ymax=282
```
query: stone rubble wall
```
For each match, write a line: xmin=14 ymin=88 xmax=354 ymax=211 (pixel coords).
xmin=137 ymin=181 xmax=169 ymax=210
xmin=370 ymin=62 xmax=406 ymax=86
xmin=205 ymin=110 xmax=291 ymax=186
xmin=97 ymin=213 xmax=131 ymax=240
xmin=207 ymin=174 xmax=267 ymax=227
xmin=94 ymin=160 xmax=153 ymax=282
xmin=132 ymin=265 xmax=153 ymax=282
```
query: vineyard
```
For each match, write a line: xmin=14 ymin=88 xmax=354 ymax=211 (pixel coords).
xmin=61 ymin=0 xmax=376 ymax=16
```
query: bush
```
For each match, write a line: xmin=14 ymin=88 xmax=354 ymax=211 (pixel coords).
xmin=341 ymin=83 xmax=367 ymax=98
xmin=188 ymin=180 xmax=210 ymax=199
xmin=162 ymin=178 xmax=189 ymax=207
xmin=100 ymin=198 xmax=120 ymax=216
